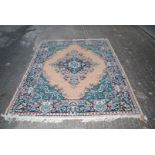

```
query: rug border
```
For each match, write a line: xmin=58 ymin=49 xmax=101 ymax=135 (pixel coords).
xmin=105 ymin=39 xmax=143 ymax=115
xmin=2 ymin=38 xmax=145 ymax=123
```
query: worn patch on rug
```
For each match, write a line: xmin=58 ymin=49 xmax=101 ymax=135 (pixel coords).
xmin=4 ymin=39 xmax=143 ymax=122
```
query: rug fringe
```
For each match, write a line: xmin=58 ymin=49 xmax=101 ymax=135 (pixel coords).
xmin=1 ymin=113 xmax=147 ymax=123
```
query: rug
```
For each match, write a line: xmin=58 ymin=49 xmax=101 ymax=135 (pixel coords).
xmin=3 ymin=39 xmax=143 ymax=122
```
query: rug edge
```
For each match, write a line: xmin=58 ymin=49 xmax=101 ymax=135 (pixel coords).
xmin=104 ymin=39 xmax=144 ymax=116
xmin=4 ymin=45 xmax=39 ymax=114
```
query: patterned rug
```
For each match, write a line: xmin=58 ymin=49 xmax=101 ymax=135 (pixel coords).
xmin=3 ymin=39 xmax=143 ymax=122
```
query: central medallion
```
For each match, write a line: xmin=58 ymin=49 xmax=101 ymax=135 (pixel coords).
xmin=43 ymin=44 xmax=106 ymax=99
xmin=51 ymin=50 xmax=97 ymax=87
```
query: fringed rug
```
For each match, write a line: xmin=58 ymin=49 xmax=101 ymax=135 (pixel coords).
xmin=3 ymin=39 xmax=143 ymax=122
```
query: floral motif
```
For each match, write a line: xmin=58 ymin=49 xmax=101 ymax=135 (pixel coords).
xmin=51 ymin=50 xmax=97 ymax=87
xmin=94 ymin=100 xmax=107 ymax=112
xmin=40 ymin=102 xmax=53 ymax=113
